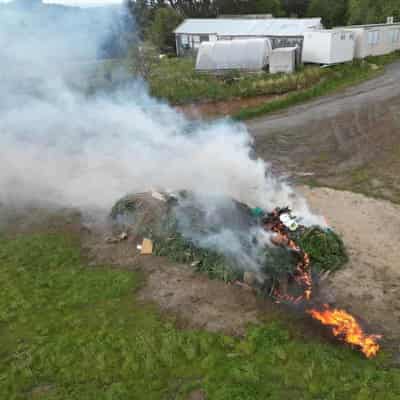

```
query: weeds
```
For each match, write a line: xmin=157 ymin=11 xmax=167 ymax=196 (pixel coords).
xmin=146 ymin=58 xmax=327 ymax=104
xmin=153 ymin=232 xmax=242 ymax=282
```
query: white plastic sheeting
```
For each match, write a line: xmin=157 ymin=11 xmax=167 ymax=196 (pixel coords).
xmin=269 ymin=47 xmax=297 ymax=74
xmin=195 ymin=39 xmax=272 ymax=72
xmin=175 ymin=18 xmax=323 ymax=37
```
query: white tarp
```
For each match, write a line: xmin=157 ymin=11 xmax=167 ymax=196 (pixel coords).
xmin=195 ymin=39 xmax=272 ymax=71
xmin=269 ymin=47 xmax=297 ymax=74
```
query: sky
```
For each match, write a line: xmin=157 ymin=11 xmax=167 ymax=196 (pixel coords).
xmin=0 ymin=0 xmax=123 ymax=5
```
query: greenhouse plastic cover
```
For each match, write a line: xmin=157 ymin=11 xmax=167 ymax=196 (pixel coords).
xmin=196 ymin=39 xmax=272 ymax=71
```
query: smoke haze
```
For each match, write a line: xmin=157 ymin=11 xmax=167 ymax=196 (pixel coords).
xmin=0 ymin=2 xmax=324 ymax=254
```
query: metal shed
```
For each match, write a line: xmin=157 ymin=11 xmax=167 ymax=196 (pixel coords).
xmin=335 ymin=22 xmax=400 ymax=58
xmin=174 ymin=18 xmax=323 ymax=59
xmin=195 ymin=38 xmax=272 ymax=72
xmin=302 ymin=29 xmax=356 ymax=65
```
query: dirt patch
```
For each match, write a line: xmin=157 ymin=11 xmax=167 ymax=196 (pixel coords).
xmin=187 ymin=389 xmax=206 ymax=400
xmin=301 ymin=186 xmax=400 ymax=343
xmin=137 ymin=258 xmax=261 ymax=336
xmin=176 ymin=94 xmax=282 ymax=120
xmin=81 ymin=224 xmax=263 ymax=336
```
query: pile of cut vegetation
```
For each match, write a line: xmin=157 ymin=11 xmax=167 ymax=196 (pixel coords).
xmin=111 ymin=191 xmax=348 ymax=293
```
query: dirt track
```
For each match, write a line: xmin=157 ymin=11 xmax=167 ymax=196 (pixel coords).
xmin=247 ymin=61 xmax=400 ymax=135
xmin=246 ymin=61 xmax=400 ymax=203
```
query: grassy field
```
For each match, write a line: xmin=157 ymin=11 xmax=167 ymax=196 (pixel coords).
xmin=1 ymin=233 xmax=400 ymax=399
xmin=148 ymin=58 xmax=325 ymax=105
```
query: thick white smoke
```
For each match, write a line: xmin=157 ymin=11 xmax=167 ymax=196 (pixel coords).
xmin=0 ymin=2 xmax=324 ymax=232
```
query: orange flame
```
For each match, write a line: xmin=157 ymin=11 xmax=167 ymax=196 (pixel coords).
xmin=263 ymin=208 xmax=382 ymax=358
xmin=307 ymin=305 xmax=382 ymax=358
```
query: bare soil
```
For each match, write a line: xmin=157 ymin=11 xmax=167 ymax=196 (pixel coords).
xmin=137 ymin=259 xmax=261 ymax=335
xmin=301 ymin=186 xmax=400 ymax=343
xmin=176 ymin=94 xmax=282 ymax=119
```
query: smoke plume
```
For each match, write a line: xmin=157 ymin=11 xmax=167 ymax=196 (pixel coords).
xmin=0 ymin=2 xmax=324 ymax=271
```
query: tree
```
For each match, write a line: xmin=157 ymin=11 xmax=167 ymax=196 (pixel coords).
xmin=125 ymin=0 xmax=151 ymax=40
xmin=348 ymin=0 xmax=400 ymax=24
xmin=307 ymin=0 xmax=348 ymax=27
xmin=127 ymin=41 xmax=160 ymax=79
xmin=164 ymin=0 xmax=216 ymax=17
xmin=281 ymin=0 xmax=311 ymax=17
xmin=146 ymin=7 xmax=183 ymax=52
xmin=215 ymin=0 xmax=285 ymax=17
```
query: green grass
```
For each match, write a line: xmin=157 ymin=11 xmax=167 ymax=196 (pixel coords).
xmin=148 ymin=58 xmax=327 ymax=105
xmin=233 ymin=60 xmax=384 ymax=120
xmin=1 ymin=234 xmax=400 ymax=399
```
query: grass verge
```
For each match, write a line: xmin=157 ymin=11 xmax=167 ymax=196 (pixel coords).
xmin=1 ymin=233 xmax=400 ymax=399
xmin=233 ymin=61 xmax=378 ymax=120
xmin=234 ymin=51 xmax=400 ymax=120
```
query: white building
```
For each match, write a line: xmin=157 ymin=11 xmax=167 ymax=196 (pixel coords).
xmin=174 ymin=18 xmax=323 ymax=60
xmin=302 ymin=29 xmax=356 ymax=64
xmin=338 ymin=22 xmax=400 ymax=58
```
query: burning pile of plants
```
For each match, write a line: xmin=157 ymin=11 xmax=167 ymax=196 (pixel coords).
xmin=111 ymin=191 xmax=346 ymax=286
xmin=111 ymin=190 xmax=382 ymax=358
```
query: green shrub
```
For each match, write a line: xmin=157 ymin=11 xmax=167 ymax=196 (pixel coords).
xmin=295 ymin=227 xmax=349 ymax=272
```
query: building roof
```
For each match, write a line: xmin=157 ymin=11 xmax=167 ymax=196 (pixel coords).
xmin=336 ymin=23 xmax=400 ymax=30
xmin=174 ymin=18 xmax=322 ymax=37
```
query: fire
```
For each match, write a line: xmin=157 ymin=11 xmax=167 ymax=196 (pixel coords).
xmin=261 ymin=207 xmax=382 ymax=358
xmin=308 ymin=305 xmax=382 ymax=358
xmin=264 ymin=208 xmax=313 ymax=302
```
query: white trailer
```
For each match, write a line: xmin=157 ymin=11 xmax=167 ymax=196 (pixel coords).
xmin=302 ymin=29 xmax=355 ymax=65
xmin=342 ymin=23 xmax=400 ymax=58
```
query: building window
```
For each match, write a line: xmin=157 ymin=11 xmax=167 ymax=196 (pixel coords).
xmin=199 ymin=35 xmax=209 ymax=43
xmin=367 ymin=30 xmax=380 ymax=45
xmin=341 ymin=32 xmax=346 ymax=40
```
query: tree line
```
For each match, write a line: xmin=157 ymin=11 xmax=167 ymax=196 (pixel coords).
xmin=126 ymin=0 xmax=399 ymax=52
